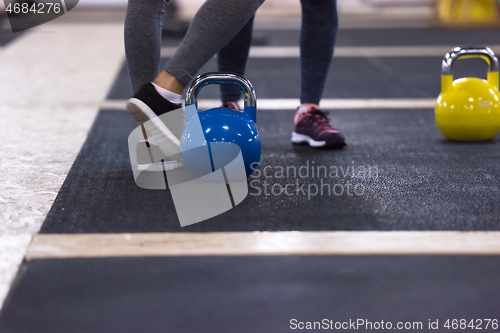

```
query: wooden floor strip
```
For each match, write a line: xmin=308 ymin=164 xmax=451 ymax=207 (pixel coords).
xmin=26 ymin=231 xmax=500 ymax=259
xmin=100 ymin=98 xmax=437 ymax=111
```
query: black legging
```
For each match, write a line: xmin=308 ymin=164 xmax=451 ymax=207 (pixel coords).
xmin=218 ymin=0 xmax=338 ymax=105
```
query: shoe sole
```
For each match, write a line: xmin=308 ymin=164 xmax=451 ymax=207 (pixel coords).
xmin=138 ymin=160 xmax=183 ymax=173
xmin=127 ymin=98 xmax=182 ymax=160
xmin=291 ymin=132 xmax=346 ymax=149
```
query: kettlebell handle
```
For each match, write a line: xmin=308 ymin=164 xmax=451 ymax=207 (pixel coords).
xmin=441 ymin=46 xmax=499 ymax=92
xmin=441 ymin=46 xmax=499 ymax=75
xmin=185 ymin=72 xmax=257 ymax=122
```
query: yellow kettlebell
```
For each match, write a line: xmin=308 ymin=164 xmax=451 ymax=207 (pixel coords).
xmin=435 ymin=46 xmax=500 ymax=141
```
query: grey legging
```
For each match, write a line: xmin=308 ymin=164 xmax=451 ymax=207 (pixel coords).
xmin=219 ymin=0 xmax=338 ymax=105
xmin=125 ymin=0 xmax=264 ymax=94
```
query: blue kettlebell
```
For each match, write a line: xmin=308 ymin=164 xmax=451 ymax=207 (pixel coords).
xmin=181 ymin=72 xmax=261 ymax=178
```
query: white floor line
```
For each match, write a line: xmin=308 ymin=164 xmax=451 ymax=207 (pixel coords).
xmin=161 ymin=45 xmax=500 ymax=58
xmin=0 ymin=22 xmax=125 ymax=310
xmin=26 ymin=231 xmax=500 ymax=259
xmin=101 ymin=98 xmax=437 ymax=110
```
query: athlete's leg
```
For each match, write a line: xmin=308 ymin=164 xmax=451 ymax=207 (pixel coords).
xmin=300 ymin=0 xmax=338 ymax=106
xmin=218 ymin=16 xmax=255 ymax=106
xmin=292 ymin=0 xmax=345 ymax=149
xmin=125 ymin=0 xmax=168 ymax=95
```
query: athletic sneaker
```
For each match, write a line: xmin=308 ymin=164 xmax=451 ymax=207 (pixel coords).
xmin=126 ymin=83 xmax=184 ymax=160
xmin=291 ymin=105 xmax=346 ymax=149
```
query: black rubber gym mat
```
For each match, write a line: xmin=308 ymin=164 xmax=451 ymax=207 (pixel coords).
xmin=39 ymin=109 xmax=500 ymax=233
xmin=334 ymin=27 xmax=500 ymax=46
xmin=108 ymin=56 xmax=489 ymax=100
xmin=1 ymin=256 xmax=499 ymax=332
xmin=164 ymin=27 xmax=500 ymax=47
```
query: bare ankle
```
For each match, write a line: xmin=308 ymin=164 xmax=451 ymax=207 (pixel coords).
xmin=153 ymin=71 xmax=184 ymax=95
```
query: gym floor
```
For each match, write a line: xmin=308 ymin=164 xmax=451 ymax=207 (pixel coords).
xmin=1 ymin=6 xmax=500 ymax=333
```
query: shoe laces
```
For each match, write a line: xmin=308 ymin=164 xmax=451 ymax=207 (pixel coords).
xmin=306 ymin=107 xmax=331 ymax=127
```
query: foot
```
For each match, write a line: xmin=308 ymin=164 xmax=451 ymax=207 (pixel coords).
xmin=127 ymin=83 xmax=184 ymax=160
xmin=291 ymin=105 xmax=346 ymax=149
xmin=221 ymin=101 xmax=241 ymax=111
